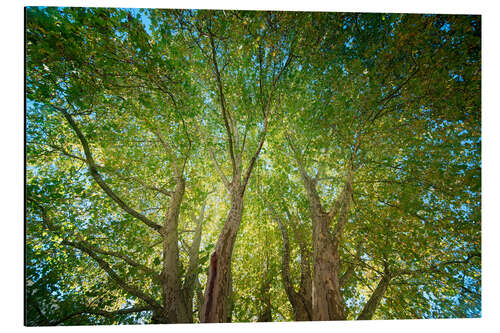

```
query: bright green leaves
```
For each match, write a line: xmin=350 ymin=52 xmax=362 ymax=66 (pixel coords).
xmin=26 ymin=7 xmax=480 ymax=324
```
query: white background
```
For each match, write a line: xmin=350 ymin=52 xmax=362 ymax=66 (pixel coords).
xmin=2 ymin=0 xmax=498 ymax=332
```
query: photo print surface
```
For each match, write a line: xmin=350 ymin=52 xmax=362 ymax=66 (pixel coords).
xmin=25 ymin=6 xmax=481 ymax=325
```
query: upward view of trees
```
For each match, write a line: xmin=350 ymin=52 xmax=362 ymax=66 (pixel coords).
xmin=25 ymin=7 xmax=481 ymax=325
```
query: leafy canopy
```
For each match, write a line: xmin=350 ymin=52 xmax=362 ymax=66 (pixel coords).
xmin=26 ymin=7 xmax=480 ymax=324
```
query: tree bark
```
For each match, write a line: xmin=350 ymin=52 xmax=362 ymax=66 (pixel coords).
xmin=182 ymin=198 xmax=207 ymax=319
xmin=357 ymin=274 xmax=392 ymax=320
xmin=273 ymin=205 xmax=312 ymax=321
xmin=296 ymin=236 xmax=313 ymax=320
xmin=201 ymin=185 xmax=244 ymax=322
xmin=159 ymin=176 xmax=190 ymax=323
xmin=311 ymin=215 xmax=346 ymax=321
xmin=301 ymin=174 xmax=346 ymax=321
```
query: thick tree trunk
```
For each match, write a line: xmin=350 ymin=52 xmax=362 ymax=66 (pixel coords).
xmin=159 ymin=176 xmax=190 ymax=323
xmin=357 ymin=274 xmax=392 ymax=320
xmin=201 ymin=186 xmax=243 ymax=323
xmin=300 ymin=174 xmax=346 ymax=321
xmin=225 ymin=269 xmax=233 ymax=322
xmin=311 ymin=215 xmax=346 ymax=321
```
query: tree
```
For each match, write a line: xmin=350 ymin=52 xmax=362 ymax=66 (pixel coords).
xmin=26 ymin=7 xmax=481 ymax=325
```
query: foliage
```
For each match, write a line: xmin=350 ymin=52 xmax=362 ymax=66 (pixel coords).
xmin=25 ymin=7 xmax=481 ymax=325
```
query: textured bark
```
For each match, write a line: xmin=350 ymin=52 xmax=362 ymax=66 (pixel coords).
xmin=201 ymin=186 xmax=244 ymax=323
xmin=226 ymin=269 xmax=234 ymax=323
xmin=299 ymin=173 xmax=345 ymax=321
xmin=182 ymin=199 xmax=207 ymax=319
xmin=288 ymin=143 xmax=356 ymax=322
xmin=357 ymin=274 xmax=392 ymax=320
xmin=311 ymin=215 xmax=346 ymax=321
xmin=296 ymin=236 xmax=313 ymax=320
xmin=159 ymin=176 xmax=190 ymax=323
xmin=274 ymin=208 xmax=312 ymax=321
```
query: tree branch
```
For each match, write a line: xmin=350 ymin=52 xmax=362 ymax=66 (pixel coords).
xmin=285 ymin=132 xmax=310 ymax=181
xmin=267 ymin=201 xmax=297 ymax=306
xmin=241 ymin=53 xmax=293 ymax=194
xmin=63 ymin=239 xmax=162 ymax=311
xmin=112 ymin=172 xmax=172 ymax=197
xmin=330 ymin=167 xmax=354 ymax=247
xmin=52 ymin=306 xmax=153 ymax=326
xmin=182 ymin=195 xmax=209 ymax=302
xmin=394 ymin=252 xmax=481 ymax=277
xmin=339 ymin=241 xmax=364 ymax=288
xmin=357 ymin=272 xmax=392 ymax=320
xmin=28 ymin=199 xmax=162 ymax=311
xmin=144 ymin=119 xmax=182 ymax=178
xmin=53 ymin=104 xmax=163 ymax=233
xmin=207 ymin=27 xmax=237 ymax=175
xmin=208 ymin=145 xmax=231 ymax=191
xmin=77 ymin=243 xmax=161 ymax=282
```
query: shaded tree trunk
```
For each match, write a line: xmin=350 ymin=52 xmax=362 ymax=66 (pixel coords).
xmin=357 ymin=273 xmax=392 ymax=320
xmin=272 ymin=205 xmax=312 ymax=321
xmin=199 ymin=15 xmax=289 ymax=323
xmin=201 ymin=184 xmax=243 ymax=323
xmin=182 ymin=197 xmax=208 ymax=320
xmin=225 ymin=269 xmax=233 ymax=322
xmin=311 ymin=214 xmax=346 ymax=321
xmin=295 ymin=217 xmax=313 ymax=320
xmin=257 ymin=277 xmax=273 ymax=322
xmin=158 ymin=176 xmax=190 ymax=323
xmin=195 ymin=278 xmax=204 ymax=322
xmin=302 ymin=174 xmax=347 ymax=321
xmin=258 ymin=246 xmax=273 ymax=322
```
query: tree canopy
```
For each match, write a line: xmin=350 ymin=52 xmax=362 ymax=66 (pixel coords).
xmin=25 ymin=7 xmax=481 ymax=325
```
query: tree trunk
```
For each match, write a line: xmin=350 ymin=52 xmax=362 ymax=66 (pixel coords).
xmin=201 ymin=186 xmax=243 ymax=322
xmin=296 ymin=224 xmax=313 ymax=320
xmin=257 ymin=285 xmax=273 ymax=322
xmin=357 ymin=274 xmax=392 ymax=320
xmin=159 ymin=176 xmax=190 ymax=323
xmin=258 ymin=256 xmax=273 ymax=322
xmin=182 ymin=199 xmax=207 ymax=320
xmin=225 ymin=269 xmax=233 ymax=322
xmin=274 ymin=207 xmax=312 ymax=321
xmin=302 ymin=175 xmax=346 ymax=321
xmin=311 ymin=214 xmax=346 ymax=320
